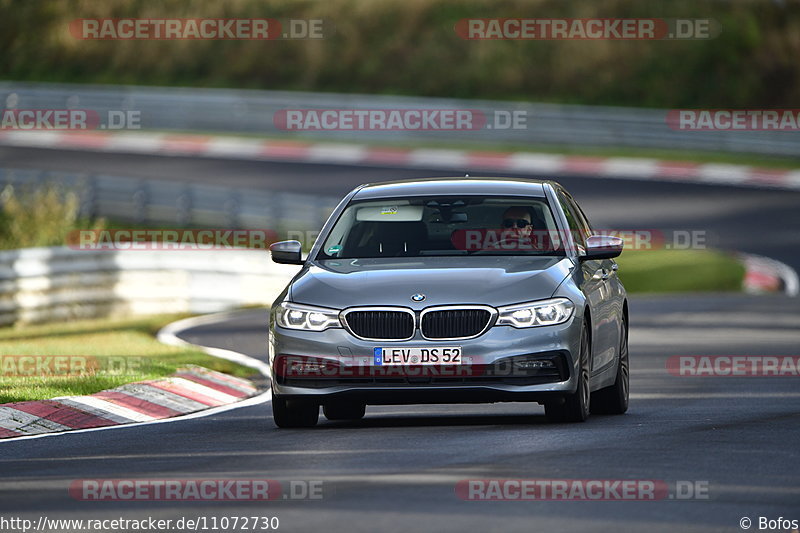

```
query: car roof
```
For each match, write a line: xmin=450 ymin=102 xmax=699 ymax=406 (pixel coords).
xmin=352 ymin=177 xmax=554 ymax=200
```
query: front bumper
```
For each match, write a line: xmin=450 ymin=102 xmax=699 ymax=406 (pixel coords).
xmin=269 ymin=315 xmax=583 ymax=405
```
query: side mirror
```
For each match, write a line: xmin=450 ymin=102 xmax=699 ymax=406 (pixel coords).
xmin=581 ymin=235 xmax=623 ymax=260
xmin=269 ymin=240 xmax=304 ymax=265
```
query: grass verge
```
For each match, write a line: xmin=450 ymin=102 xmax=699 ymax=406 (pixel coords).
xmin=616 ymin=249 xmax=745 ymax=294
xmin=0 ymin=313 xmax=256 ymax=404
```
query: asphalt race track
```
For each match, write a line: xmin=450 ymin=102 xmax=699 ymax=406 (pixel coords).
xmin=1 ymin=295 xmax=798 ymax=532
xmin=0 ymin=147 xmax=799 ymax=532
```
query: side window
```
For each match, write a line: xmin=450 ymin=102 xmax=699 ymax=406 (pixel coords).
xmin=557 ymin=191 xmax=589 ymax=248
xmin=570 ymin=196 xmax=595 ymax=237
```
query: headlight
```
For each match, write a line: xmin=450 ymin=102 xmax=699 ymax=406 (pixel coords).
xmin=496 ymin=298 xmax=574 ymax=328
xmin=275 ymin=302 xmax=341 ymax=331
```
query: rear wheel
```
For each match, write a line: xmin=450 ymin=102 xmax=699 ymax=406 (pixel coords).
xmin=545 ymin=323 xmax=591 ymax=423
xmin=323 ymin=401 xmax=366 ymax=421
xmin=590 ymin=315 xmax=629 ymax=415
xmin=272 ymin=391 xmax=319 ymax=428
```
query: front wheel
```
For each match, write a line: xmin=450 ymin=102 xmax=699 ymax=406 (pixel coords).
xmin=272 ymin=391 xmax=319 ymax=428
xmin=590 ymin=315 xmax=629 ymax=415
xmin=545 ymin=322 xmax=590 ymax=423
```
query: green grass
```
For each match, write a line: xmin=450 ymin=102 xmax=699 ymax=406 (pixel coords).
xmin=616 ymin=249 xmax=745 ymax=294
xmin=0 ymin=313 xmax=257 ymax=404
xmin=0 ymin=182 xmax=107 ymax=250
xmin=2 ymin=0 xmax=799 ymax=109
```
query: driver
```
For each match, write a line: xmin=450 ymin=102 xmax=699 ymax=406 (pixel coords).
xmin=499 ymin=206 xmax=533 ymax=245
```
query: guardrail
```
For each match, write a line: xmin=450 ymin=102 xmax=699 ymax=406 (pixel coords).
xmin=0 ymin=166 xmax=324 ymax=326
xmin=0 ymin=246 xmax=299 ymax=326
xmin=0 ymin=167 xmax=338 ymax=232
xmin=1 ymin=82 xmax=798 ymax=157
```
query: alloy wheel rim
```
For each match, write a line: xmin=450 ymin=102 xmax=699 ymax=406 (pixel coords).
xmin=581 ymin=331 xmax=590 ymax=412
xmin=581 ymin=367 xmax=590 ymax=410
xmin=620 ymin=324 xmax=629 ymax=402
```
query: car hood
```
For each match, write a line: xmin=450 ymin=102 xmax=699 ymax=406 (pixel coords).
xmin=288 ymin=256 xmax=574 ymax=309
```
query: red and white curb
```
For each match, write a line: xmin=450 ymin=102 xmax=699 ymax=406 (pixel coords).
xmin=1 ymin=130 xmax=799 ymax=191
xmin=0 ymin=366 xmax=258 ymax=440
xmin=0 ymin=310 xmax=272 ymax=442
xmin=739 ymin=253 xmax=800 ymax=297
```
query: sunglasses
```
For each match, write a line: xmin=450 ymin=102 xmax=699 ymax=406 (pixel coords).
xmin=502 ymin=218 xmax=531 ymax=229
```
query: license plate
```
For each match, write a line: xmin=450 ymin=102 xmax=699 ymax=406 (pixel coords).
xmin=374 ymin=347 xmax=462 ymax=365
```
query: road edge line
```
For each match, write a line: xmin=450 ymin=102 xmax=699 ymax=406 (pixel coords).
xmin=156 ymin=309 xmax=272 ymax=377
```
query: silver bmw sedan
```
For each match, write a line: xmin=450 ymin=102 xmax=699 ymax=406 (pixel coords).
xmin=268 ymin=177 xmax=628 ymax=426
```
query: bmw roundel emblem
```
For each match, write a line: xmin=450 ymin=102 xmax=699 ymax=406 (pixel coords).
xmin=411 ymin=293 xmax=426 ymax=302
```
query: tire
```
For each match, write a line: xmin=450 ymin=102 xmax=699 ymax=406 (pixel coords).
xmin=545 ymin=322 xmax=591 ymax=423
xmin=272 ymin=391 xmax=319 ymax=428
xmin=323 ymin=401 xmax=366 ymax=421
xmin=590 ymin=315 xmax=629 ymax=415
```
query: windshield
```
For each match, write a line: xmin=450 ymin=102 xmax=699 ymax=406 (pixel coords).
xmin=316 ymin=195 xmax=566 ymax=259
